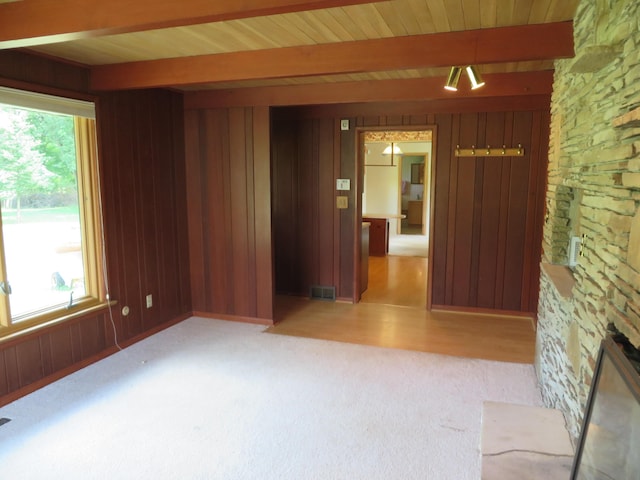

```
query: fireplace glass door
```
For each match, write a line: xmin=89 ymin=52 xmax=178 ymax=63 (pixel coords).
xmin=571 ymin=336 xmax=640 ymax=479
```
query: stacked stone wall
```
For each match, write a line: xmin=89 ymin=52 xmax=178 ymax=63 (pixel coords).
xmin=537 ymin=0 xmax=640 ymax=444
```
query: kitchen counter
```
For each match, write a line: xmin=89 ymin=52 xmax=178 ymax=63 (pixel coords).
xmin=362 ymin=216 xmax=389 ymax=256
xmin=362 ymin=213 xmax=406 ymax=219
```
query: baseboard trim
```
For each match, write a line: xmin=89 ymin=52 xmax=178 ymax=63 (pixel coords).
xmin=0 ymin=313 xmax=191 ymax=408
xmin=192 ymin=311 xmax=274 ymax=326
xmin=431 ymin=304 xmax=536 ymax=320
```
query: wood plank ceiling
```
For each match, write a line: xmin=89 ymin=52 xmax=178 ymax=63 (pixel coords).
xmin=0 ymin=0 xmax=579 ymax=100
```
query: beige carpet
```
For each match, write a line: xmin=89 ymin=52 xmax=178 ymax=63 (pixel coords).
xmin=0 ymin=317 xmax=542 ymax=479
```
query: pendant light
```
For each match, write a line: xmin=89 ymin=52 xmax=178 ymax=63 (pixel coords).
xmin=382 ymin=142 xmax=402 ymax=166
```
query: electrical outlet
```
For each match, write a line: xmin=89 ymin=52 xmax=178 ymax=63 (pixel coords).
xmin=146 ymin=294 xmax=153 ymax=308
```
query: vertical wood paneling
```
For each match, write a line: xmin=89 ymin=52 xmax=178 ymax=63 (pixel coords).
xmin=477 ymin=112 xmax=506 ymax=308
xmin=333 ymin=120 xmax=343 ymax=295
xmin=431 ymin=113 xmax=453 ymax=306
xmin=429 ymin=109 xmax=547 ymax=313
xmin=452 ymin=114 xmax=479 ymax=306
xmin=0 ymin=50 xmax=89 ymax=93
xmin=272 ymin=117 xmax=347 ymax=298
xmin=48 ymin=328 xmax=74 ymax=372
xmin=137 ymin=94 xmax=159 ymax=332
xmin=253 ymin=107 xmax=274 ymax=320
xmin=445 ymin=116 xmax=460 ymax=305
xmin=38 ymin=335 xmax=53 ymax=378
xmin=184 ymin=110 xmax=206 ymax=310
xmin=527 ymin=110 xmax=549 ymax=314
xmin=244 ymin=109 xmax=258 ymax=317
xmin=272 ymin=119 xmax=298 ymax=295
xmin=185 ymin=106 xmax=273 ymax=321
xmin=502 ymin=112 xmax=533 ymax=310
xmin=298 ymin=119 xmax=315 ymax=290
xmin=0 ymin=352 xmax=7 ymax=396
xmin=272 ymin=101 xmax=548 ymax=314
xmin=111 ymin=93 xmax=143 ymax=337
xmin=77 ymin=316 xmax=104 ymax=360
xmin=207 ymin=109 xmax=229 ymax=311
xmin=229 ymin=108 xmax=252 ymax=317
xmin=15 ymin=339 xmax=43 ymax=387
xmin=0 ymin=51 xmax=191 ymax=406
xmin=339 ymin=123 xmax=356 ymax=300
xmin=318 ymin=119 xmax=336 ymax=286
xmin=3 ymin=348 xmax=19 ymax=393
xmin=99 ymin=89 xmax=191 ymax=337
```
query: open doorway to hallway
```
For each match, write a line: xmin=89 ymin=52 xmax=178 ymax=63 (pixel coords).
xmin=359 ymin=128 xmax=433 ymax=309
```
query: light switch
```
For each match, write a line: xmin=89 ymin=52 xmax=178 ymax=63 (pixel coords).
xmin=340 ymin=119 xmax=349 ymax=131
xmin=336 ymin=196 xmax=348 ymax=209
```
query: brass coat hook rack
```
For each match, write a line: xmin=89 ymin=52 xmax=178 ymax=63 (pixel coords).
xmin=455 ymin=144 xmax=524 ymax=157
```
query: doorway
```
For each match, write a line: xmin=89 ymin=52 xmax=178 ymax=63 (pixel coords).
xmin=358 ymin=128 xmax=434 ymax=309
xmin=400 ymin=154 xmax=426 ymax=235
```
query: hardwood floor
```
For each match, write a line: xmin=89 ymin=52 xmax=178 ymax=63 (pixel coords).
xmin=268 ymin=253 xmax=537 ymax=364
xmin=268 ymin=296 xmax=536 ymax=363
xmin=360 ymin=255 xmax=427 ymax=308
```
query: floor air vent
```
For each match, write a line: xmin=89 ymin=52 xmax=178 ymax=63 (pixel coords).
xmin=310 ymin=285 xmax=336 ymax=301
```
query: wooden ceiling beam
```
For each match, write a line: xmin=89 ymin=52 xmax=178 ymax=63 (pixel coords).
xmin=184 ymin=71 xmax=554 ymax=109
xmin=283 ymin=95 xmax=552 ymax=119
xmin=90 ymin=22 xmax=573 ymax=91
xmin=0 ymin=0 xmax=388 ymax=49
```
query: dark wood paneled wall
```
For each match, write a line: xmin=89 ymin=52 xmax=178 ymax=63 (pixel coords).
xmin=272 ymin=118 xmax=344 ymax=298
xmin=0 ymin=50 xmax=89 ymax=93
xmin=98 ymin=89 xmax=192 ymax=337
xmin=431 ymin=110 xmax=548 ymax=312
xmin=184 ymin=107 xmax=274 ymax=322
xmin=272 ymin=98 xmax=549 ymax=313
xmin=0 ymin=51 xmax=191 ymax=405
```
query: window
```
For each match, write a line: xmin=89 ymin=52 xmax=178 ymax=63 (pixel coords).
xmin=0 ymin=87 xmax=104 ymax=338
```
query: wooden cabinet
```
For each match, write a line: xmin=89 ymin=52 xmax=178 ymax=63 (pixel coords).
xmin=407 ymin=201 xmax=423 ymax=226
xmin=363 ymin=217 xmax=389 ymax=256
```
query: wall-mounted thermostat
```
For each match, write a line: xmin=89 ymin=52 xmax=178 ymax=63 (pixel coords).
xmin=336 ymin=179 xmax=351 ymax=191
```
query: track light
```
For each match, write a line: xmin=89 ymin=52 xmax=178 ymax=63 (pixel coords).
xmin=465 ymin=65 xmax=485 ymax=89
xmin=444 ymin=65 xmax=486 ymax=91
xmin=444 ymin=66 xmax=462 ymax=91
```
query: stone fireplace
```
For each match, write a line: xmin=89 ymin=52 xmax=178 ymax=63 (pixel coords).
xmin=535 ymin=0 xmax=640 ymax=443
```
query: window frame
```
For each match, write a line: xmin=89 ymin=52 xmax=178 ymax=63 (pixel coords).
xmin=0 ymin=85 xmax=107 ymax=341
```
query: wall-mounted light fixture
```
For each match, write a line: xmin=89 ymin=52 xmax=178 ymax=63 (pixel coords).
xmin=444 ymin=65 xmax=485 ymax=91
xmin=444 ymin=66 xmax=462 ymax=91
xmin=465 ymin=65 xmax=485 ymax=89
